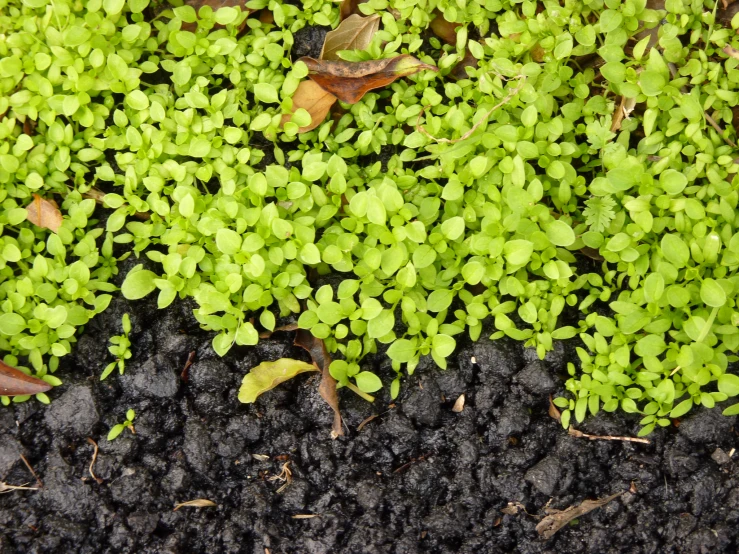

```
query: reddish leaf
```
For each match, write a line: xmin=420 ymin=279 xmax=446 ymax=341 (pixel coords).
xmin=429 ymin=10 xmax=459 ymax=45
xmin=26 ymin=194 xmax=62 ymax=233
xmin=449 ymin=48 xmax=478 ymax=81
xmin=294 ymin=330 xmax=343 ymax=438
xmin=299 ymin=55 xmax=437 ymax=104
xmin=281 ymin=80 xmax=337 ymax=133
xmin=0 ymin=360 xmax=52 ymax=397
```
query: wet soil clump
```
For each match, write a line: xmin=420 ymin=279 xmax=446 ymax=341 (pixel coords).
xmin=2 ymin=293 xmax=739 ymax=553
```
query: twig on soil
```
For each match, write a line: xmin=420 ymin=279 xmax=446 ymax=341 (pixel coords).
xmin=292 ymin=514 xmax=320 ymax=519
xmin=416 ymin=75 xmax=526 ymax=144
xmin=393 ymin=452 xmax=432 ymax=474
xmin=536 ymin=491 xmax=624 ymax=539
xmin=181 ymin=350 xmax=196 ymax=382
xmin=173 ymin=499 xmax=217 ymax=511
xmin=357 ymin=414 xmax=378 ymax=432
xmin=20 ymin=454 xmax=42 ymax=488
xmin=86 ymin=438 xmax=104 ymax=484
xmin=568 ymin=426 xmax=650 ymax=445
xmin=0 ymin=482 xmax=39 ymax=494
xmin=268 ymin=461 xmax=292 ymax=493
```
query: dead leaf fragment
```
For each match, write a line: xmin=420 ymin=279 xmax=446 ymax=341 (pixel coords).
xmin=724 ymin=45 xmax=739 ymax=61
xmin=429 ymin=10 xmax=459 ymax=45
xmin=295 ymin=330 xmax=344 ymax=438
xmin=536 ymin=492 xmax=623 ymax=539
xmin=281 ymin=80 xmax=337 ymax=133
xmin=448 ymin=48 xmax=478 ymax=81
xmin=339 ymin=0 xmax=367 ymax=20
xmin=174 ymin=499 xmax=217 ymax=511
xmin=610 ymin=95 xmax=638 ymax=132
xmin=548 ymin=396 xmax=561 ymax=421
xmin=0 ymin=360 xmax=52 ymax=397
xmin=320 ymin=14 xmax=380 ymax=61
xmin=26 ymin=194 xmax=62 ymax=233
xmin=300 ymin=55 xmax=437 ymax=104
xmin=238 ymin=358 xmax=318 ymax=403
xmin=452 ymin=394 xmax=465 ymax=413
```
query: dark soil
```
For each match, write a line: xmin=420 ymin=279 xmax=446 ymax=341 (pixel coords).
xmin=2 ymin=263 xmax=739 ymax=554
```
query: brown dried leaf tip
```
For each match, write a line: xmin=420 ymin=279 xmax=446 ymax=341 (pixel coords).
xmin=26 ymin=194 xmax=63 ymax=233
xmin=320 ymin=14 xmax=381 ymax=61
xmin=299 ymin=55 xmax=438 ymax=105
xmin=0 ymin=359 xmax=52 ymax=397
xmin=281 ymin=80 xmax=337 ymax=133
xmin=174 ymin=499 xmax=217 ymax=511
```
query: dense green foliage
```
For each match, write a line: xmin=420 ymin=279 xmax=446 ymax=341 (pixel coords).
xmin=3 ymin=0 xmax=739 ymax=433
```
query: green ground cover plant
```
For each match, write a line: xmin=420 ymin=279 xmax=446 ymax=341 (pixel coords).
xmin=3 ymin=0 xmax=739 ymax=434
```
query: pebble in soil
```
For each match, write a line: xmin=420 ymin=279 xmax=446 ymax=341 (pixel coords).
xmin=1 ymin=296 xmax=739 ymax=554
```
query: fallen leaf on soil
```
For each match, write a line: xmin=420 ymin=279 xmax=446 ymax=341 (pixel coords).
xmin=299 ymin=55 xmax=437 ymax=104
xmin=26 ymin=194 xmax=62 ymax=233
xmin=295 ymin=329 xmax=344 ymax=438
xmin=180 ymin=0 xmax=255 ymax=32
xmin=448 ymin=49 xmax=478 ymax=81
xmin=536 ymin=492 xmax=623 ymax=539
xmin=339 ymin=0 xmax=367 ymax=20
xmin=548 ymin=395 xmax=561 ymax=421
xmin=281 ymin=80 xmax=337 ymax=133
xmin=238 ymin=358 xmax=318 ymax=403
xmin=610 ymin=95 xmax=637 ymax=132
xmin=259 ymin=322 xmax=300 ymax=339
xmin=173 ymin=499 xmax=217 ymax=511
xmin=500 ymin=501 xmax=529 ymax=516
xmin=320 ymin=14 xmax=380 ymax=61
xmin=429 ymin=9 xmax=459 ymax=44
xmin=0 ymin=360 xmax=52 ymax=396
xmin=452 ymin=394 xmax=465 ymax=412
xmin=252 ymin=454 xmax=270 ymax=461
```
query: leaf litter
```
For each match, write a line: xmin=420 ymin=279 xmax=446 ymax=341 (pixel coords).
xmin=0 ymin=359 xmax=53 ymax=396
xmin=320 ymin=14 xmax=380 ymax=61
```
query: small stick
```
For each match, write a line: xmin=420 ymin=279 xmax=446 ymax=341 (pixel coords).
xmin=357 ymin=414 xmax=378 ymax=432
xmin=0 ymin=482 xmax=39 ymax=494
xmin=703 ymin=111 xmax=737 ymax=148
xmin=181 ymin=350 xmax=196 ymax=382
xmin=569 ymin=426 xmax=650 ymax=445
xmin=87 ymin=438 xmax=104 ymax=484
xmin=20 ymin=454 xmax=42 ymax=488
xmin=416 ymin=75 xmax=526 ymax=144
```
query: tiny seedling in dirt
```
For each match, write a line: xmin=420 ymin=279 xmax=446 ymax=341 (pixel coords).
xmin=101 ymin=314 xmax=132 ymax=381
xmin=108 ymin=409 xmax=136 ymax=441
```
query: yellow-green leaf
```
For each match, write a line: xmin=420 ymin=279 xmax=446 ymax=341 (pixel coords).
xmin=238 ymin=358 xmax=318 ymax=403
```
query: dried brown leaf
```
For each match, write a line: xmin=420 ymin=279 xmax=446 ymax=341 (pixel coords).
xmin=610 ymin=95 xmax=638 ymax=132
xmin=536 ymin=492 xmax=623 ymax=539
xmin=320 ymin=14 xmax=380 ymax=61
xmin=448 ymin=48 xmax=478 ymax=81
xmin=300 ymin=55 xmax=437 ymax=104
xmin=26 ymin=194 xmax=62 ymax=233
xmin=429 ymin=9 xmax=459 ymax=45
xmin=174 ymin=499 xmax=217 ymax=511
xmin=294 ymin=329 xmax=343 ymax=438
xmin=0 ymin=360 xmax=52 ymax=397
xmin=548 ymin=395 xmax=561 ymax=421
xmin=281 ymin=80 xmax=337 ymax=133
xmin=339 ymin=0 xmax=366 ymax=20
xmin=452 ymin=394 xmax=465 ymax=413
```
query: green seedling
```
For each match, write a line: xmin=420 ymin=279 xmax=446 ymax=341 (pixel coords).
xmin=107 ymin=409 xmax=136 ymax=441
xmin=101 ymin=314 xmax=132 ymax=381
xmin=1 ymin=0 xmax=739 ymax=434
